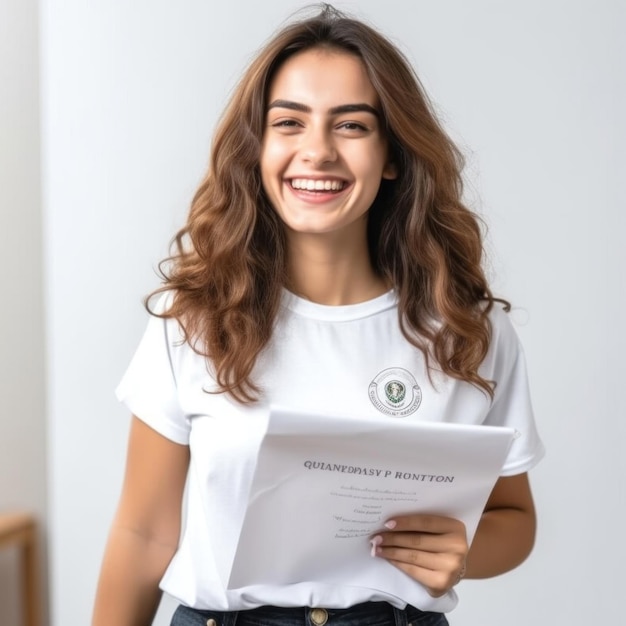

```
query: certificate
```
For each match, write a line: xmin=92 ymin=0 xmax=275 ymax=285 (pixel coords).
xmin=227 ymin=407 xmax=515 ymax=600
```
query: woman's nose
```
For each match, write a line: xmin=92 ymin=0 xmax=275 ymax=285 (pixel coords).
xmin=300 ymin=127 xmax=337 ymax=166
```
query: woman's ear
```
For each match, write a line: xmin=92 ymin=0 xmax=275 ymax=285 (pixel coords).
xmin=382 ymin=160 xmax=398 ymax=180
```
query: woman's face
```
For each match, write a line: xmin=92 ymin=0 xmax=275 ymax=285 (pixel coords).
xmin=260 ymin=47 xmax=396 ymax=243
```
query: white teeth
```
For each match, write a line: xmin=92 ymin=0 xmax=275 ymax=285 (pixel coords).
xmin=290 ymin=178 xmax=345 ymax=191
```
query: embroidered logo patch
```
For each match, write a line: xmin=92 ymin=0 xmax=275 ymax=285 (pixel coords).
xmin=369 ymin=368 xmax=422 ymax=417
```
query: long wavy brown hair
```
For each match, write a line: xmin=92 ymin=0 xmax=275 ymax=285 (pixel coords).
xmin=148 ymin=3 xmax=509 ymax=402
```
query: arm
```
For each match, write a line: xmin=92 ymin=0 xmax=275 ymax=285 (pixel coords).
xmin=92 ymin=416 xmax=190 ymax=626
xmin=372 ymin=472 xmax=536 ymax=597
xmin=465 ymin=472 xmax=536 ymax=578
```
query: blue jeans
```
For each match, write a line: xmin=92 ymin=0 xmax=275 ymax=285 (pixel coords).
xmin=171 ymin=602 xmax=449 ymax=626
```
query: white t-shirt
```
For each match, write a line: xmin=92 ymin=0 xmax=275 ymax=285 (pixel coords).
xmin=116 ymin=290 xmax=544 ymax=613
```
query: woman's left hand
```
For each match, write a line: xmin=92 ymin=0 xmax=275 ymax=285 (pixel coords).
xmin=370 ymin=514 xmax=468 ymax=597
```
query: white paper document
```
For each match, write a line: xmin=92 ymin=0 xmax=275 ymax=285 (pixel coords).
xmin=228 ymin=408 xmax=515 ymax=598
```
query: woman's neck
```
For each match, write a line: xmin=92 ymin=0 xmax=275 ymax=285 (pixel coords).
xmin=285 ymin=231 xmax=388 ymax=306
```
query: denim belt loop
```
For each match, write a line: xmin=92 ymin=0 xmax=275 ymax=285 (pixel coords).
xmin=393 ymin=605 xmax=408 ymax=626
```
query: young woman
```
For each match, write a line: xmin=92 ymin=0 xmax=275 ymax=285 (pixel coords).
xmin=92 ymin=5 xmax=544 ymax=625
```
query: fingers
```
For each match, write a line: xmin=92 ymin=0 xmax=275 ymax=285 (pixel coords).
xmin=370 ymin=514 xmax=468 ymax=597
xmin=385 ymin=558 xmax=464 ymax=597
xmin=375 ymin=528 xmax=467 ymax=555
xmin=383 ymin=513 xmax=465 ymax=534
xmin=376 ymin=542 xmax=467 ymax=597
xmin=374 ymin=514 xmax=467 ymax=556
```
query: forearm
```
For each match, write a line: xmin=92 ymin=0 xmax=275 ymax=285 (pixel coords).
xmin=465 ymin=505 xmax=536 ymax=579
xmin=92 ymin=525 xmax=177 ymax=626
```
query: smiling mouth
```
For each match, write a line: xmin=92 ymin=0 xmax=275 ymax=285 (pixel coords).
xmin=289 ymin=178 xmax=347 ymax=192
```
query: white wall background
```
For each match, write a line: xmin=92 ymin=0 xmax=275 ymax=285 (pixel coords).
xmin=36 ymin=0 xmax=625 ymax=625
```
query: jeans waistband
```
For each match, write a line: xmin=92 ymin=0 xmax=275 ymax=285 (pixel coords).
xmin=171 ymin=601 xmax=449 ymax=626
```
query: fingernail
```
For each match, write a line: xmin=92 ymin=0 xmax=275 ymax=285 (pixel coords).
xmin=384 ymin=520 xmax=397 ymax=529
xmin=370 ymin=535 xmax=382 ymax=557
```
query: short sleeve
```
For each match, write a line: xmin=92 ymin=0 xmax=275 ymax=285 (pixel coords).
xmin=115 ymin=304 xmax=190 ymax=445
xmin=483 ymin=307 xmax=545 ymax=476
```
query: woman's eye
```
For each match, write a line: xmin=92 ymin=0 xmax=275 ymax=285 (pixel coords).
xmin=338 ymin=122 xmax=368 ymax=132
xmin=271 ymin=119 xmax=301 ymax=129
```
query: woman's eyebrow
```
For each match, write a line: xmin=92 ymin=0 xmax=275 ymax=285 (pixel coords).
xmin=331 ymin=103 xmax=379 ymax=117
xmin=267 ymin=99 xmax=380 ymax=117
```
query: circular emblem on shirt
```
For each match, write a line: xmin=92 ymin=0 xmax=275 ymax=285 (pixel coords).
xmin=369 ymin=368 xmax=422 ymax=416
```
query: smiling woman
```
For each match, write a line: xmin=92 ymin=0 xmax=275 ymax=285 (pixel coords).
xmin=261 ymin=48 xmax=397 ymax=246
xmin=91 ymin=4 xmax=544 ymax=626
